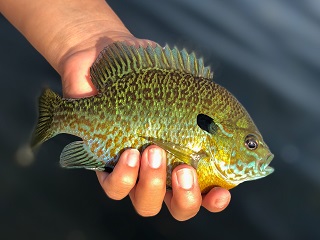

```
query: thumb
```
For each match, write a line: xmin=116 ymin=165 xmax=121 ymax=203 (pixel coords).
xmin=60 ymin=50 xmax=98 ymax=98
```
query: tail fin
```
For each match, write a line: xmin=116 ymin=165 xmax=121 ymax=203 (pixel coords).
xmin=31 ymin=88 xmax=61 ymax=148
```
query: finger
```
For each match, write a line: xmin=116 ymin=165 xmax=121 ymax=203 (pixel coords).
xmin=61 ymin=50 xmax=99 ymax=98
xmin=164 ymin=165 xmax=202 ymax=221
xmin=96 ymin=148 xmax=140 ymax=200
xmin=130 ymin=145 xmax=167 ymax=217
xmin=202 ymin=187 xmax=231 ymax=212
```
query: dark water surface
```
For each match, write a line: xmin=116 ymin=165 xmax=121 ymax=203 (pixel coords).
xmin=1 ymin=1 xmax=320 ymax=239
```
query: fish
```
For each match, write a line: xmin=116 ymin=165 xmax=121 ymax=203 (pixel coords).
xmin=31 ymin=42 xmax=274 ymax=193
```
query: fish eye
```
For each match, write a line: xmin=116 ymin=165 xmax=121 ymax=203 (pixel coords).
xmin=245 ymin=134 xmax=258 ymax=150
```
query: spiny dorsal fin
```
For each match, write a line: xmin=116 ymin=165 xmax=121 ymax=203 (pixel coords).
xmin=90 ymin=42 xmax=213 ymax=92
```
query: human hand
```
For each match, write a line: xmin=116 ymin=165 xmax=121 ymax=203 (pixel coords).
xmin=96 ymin=145 xmax=231 ymax=221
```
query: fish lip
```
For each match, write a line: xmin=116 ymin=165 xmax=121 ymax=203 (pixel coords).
xmin=260 ymin=153 xmax=274 ymax=173
xmin=266 ymin=153 xmax=274 ymax=166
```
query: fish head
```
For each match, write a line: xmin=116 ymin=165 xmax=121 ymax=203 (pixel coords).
xmin=209 ymin=125 xmax=274 ymax=186
xmin=196 ymin=113 xmax=274 ymax=189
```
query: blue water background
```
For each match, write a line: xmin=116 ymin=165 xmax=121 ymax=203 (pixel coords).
xmin=1 ymin=1 xmax=319 ymax=239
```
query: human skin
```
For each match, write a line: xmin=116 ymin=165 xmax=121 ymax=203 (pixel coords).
xmin=0 ymin=0 xmax=231 ymax=220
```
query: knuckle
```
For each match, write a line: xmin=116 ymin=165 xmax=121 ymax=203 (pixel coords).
xmin=104 ymin=175 xmax=136 ymax=200
xmin=104 ymin=187 xmax=125 ymax=200
xmin=131 ymin=189 xmax=165 ymax=217
xmin=171 ymin=202 xmax=200 ymax=221
xmin=119 ymin=175 xmax=136 ymax=188
xmin=140 ymin=177 xmax=166 ymax=190
xmin=175 ymin=194 xmax=201 ymax=212
xmin=135 ymin=205 xmax=161 ymax=217
xmin=149 ymin=177 xmax=166 ymax=189
xmin=174 ymin=212 xmax=197 ymax=221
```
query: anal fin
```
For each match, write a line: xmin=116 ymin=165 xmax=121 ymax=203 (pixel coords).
xmin=60 ymin=141 xmax=105 ymax=171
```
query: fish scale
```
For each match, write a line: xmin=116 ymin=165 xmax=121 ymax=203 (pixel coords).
xmin=62 ymin=72 xmax=200 ymax=163
xmin=31 ymin=42 xmax=274 ymax=193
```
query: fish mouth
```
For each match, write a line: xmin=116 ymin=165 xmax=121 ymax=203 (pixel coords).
xmin=259 ymin=153 xmax=274 ymax=174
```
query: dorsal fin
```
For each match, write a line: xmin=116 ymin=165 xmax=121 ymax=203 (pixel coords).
xmin=90 ymin=42 xmax=213 ymax=92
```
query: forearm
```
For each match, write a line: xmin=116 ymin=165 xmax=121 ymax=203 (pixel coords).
xmin=0 ymin=0 xmax=131 ymax=74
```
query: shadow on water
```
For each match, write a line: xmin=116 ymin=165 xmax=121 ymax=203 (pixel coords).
xmin=1 ymin=0 xmax=320 ymax=239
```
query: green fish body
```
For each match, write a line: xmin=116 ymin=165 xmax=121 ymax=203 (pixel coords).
xmin=32 ymin=42 xmax=274 ymax=193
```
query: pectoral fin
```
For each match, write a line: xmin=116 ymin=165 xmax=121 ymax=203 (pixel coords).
xmin=141 ymin=136 xmax=207 ymax=169
xmin=60 ymin=141 xmax=105 ymax=171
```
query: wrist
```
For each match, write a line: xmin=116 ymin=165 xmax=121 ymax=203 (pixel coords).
xmin=0 ymin=0 xmax=132 ymax=73
xmin=42 ymin=4 xmax=133 ymax=74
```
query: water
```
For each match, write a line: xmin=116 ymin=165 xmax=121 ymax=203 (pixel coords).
xmin=1 ymin=1 xmax=319 ymax=239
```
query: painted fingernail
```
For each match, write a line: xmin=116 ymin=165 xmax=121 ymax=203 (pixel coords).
xmin=148 ymin=148 xmax=163 ymax=169
xmin=176 ymin=168 xmax=194 ymax=190
xmin=126 ymin=149 xmax=139 ymax=167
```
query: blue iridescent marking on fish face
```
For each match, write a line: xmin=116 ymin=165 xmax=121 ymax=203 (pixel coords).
xmin=216 ymin=123 xmax=233 ymax=138
xmin=229 ymin=149 xmax=274 ymax=182
xmin=214 ymin=131 xmax=274 ymax=184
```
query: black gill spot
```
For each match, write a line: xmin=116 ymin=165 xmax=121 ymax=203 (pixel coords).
xmin=197 ymin=114 xmax=218 ymax=135
xmin=104 ymin=167 xmax=114 ymax=173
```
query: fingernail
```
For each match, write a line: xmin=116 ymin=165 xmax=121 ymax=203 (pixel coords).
xmin=148 ymin=148 xmax=163 ymax=169
xmin=176 ymin=168 xmax=194 ymax=190
xmin=126 ymin=149 xmax=139 ymax=168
